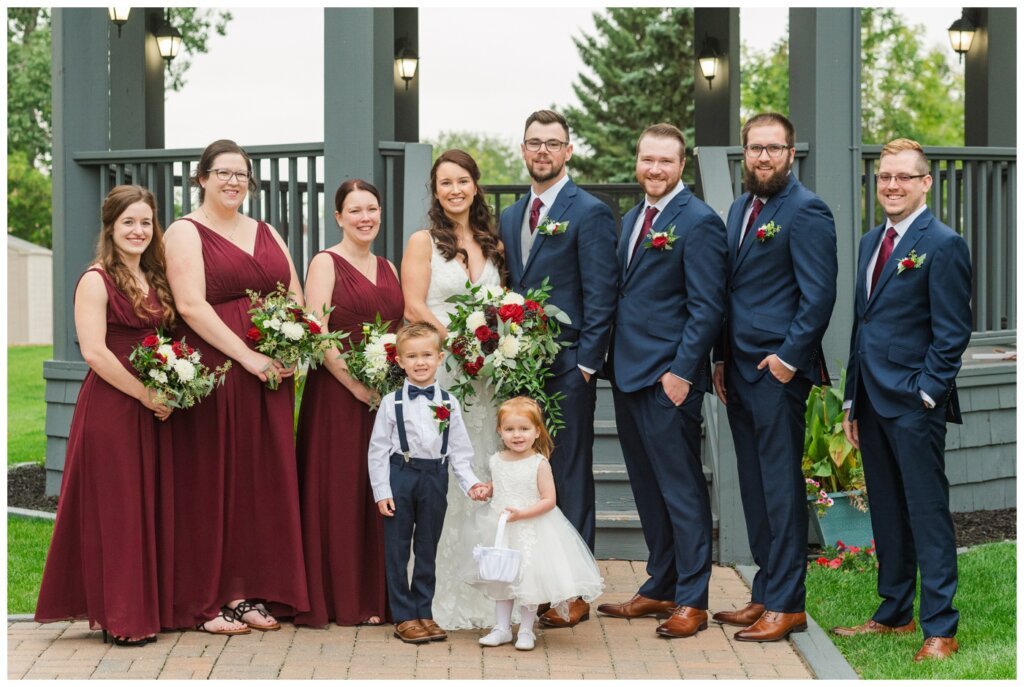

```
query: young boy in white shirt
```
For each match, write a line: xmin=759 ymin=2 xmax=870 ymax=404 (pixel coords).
xmin=368 ymin=321 xmax=491 ymax=644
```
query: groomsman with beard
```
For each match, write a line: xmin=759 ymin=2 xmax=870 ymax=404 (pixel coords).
xmin=597 ymin=123 xmax=727 ymax=638
xmin=499 ymin=109 xmax=617 ymax=628
xmin=711 ymin=112 xmax=837 ymax=642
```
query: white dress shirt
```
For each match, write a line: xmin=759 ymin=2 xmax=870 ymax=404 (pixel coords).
xmin=367 ymin=380 xmax=482 ymax=502
xmin=844 ymin=203 xmax=934 ymax=410
xmin=627 ymin=180 xmax=686 ymax=262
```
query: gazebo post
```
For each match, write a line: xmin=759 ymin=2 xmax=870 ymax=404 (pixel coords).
xmin=965 ymin=8 xmax=1016 ymax=147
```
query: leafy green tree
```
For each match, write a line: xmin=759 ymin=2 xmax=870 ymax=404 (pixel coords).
xmin=559 ymin=8 xmax=695 ymax=182
xmin=427 ymin=131 xmax=529 ymax=185
xmin=8 ymin=151 xmax=53 ymax=247
xmin=741 ymin=8 xmax=964 ymax=146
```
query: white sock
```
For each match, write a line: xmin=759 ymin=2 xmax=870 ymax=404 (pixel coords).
xmin=495 ymin=600 xmax=513 ymax=631
xmin=519 ymin=606 xmax=537 ymax=634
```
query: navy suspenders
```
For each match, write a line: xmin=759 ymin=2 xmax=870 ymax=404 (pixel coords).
xmin=394 ymin=385 xmax=450 ymax=461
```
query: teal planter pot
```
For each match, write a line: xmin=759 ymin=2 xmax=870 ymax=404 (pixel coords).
xmin=809 ymin=490 xmax=873 ymax=549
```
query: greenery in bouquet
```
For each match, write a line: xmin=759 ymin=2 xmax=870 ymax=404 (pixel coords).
xmin=444 ymin=277 xmax=571 ymax=434
xmin=803 ymin=367 xmax=867 ymax=514
xmin=345 ymin=314 xmax=405 ymax=409
xmin=129 ymin=330 xmax=231 ymax=409
xmin=245 ymin=282 xmax=347 ymax=389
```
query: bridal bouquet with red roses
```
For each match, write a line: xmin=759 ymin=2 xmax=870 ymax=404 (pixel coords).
xmin=246 ymin=282 xmax=347 ymax=389
xmin=345 ymin=314 xmax=405 ymax=409
xmin=129 ymin=331 xmax=231 ymax=408
xmin=444 ymin=278 xmax=570 ymax=433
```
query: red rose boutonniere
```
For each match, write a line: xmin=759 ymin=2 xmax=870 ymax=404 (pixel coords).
xmin=537 ymin=218 xmax=569 ymax=236
xmin=896 ymin=249 xmax=927 ymax=274
xmin=430 ymin=401 xmax=451 ymax=433
xmin=756 ymin=221 xmax=781 ymax=242
xmin=644 ymin=225 xmax=678 ymax=251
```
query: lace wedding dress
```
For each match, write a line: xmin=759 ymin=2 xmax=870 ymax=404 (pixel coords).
xmin=425 ymin=238 xmax=504 ymax=630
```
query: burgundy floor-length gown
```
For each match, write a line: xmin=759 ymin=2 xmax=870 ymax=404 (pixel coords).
xmin=35 ymin=269 xmax=170 ymax=638
xmin=292 ymin=252 xmax=403 ymax=626
xmin=167 ymin=219 xmax=308 ymax=627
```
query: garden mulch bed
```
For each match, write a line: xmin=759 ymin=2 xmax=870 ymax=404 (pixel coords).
xmin=8 ymin=462 xmax=1017 ymax=548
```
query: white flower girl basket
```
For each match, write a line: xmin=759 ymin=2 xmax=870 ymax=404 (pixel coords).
xmin=473 ymin=512 xmax=521 ymax=583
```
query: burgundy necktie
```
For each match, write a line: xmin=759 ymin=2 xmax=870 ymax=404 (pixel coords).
xmin=630 ymin=206 xmax=660 ymax=261
xmin=869 ymin=226 xmax=898 ymax=296
xmin=738 ymin=198 xmax=764 ymax=251
xmin=528 ymin=197 xmax=544 ymax=234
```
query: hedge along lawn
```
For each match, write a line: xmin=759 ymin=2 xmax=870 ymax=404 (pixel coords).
xmin=8 ymin=345 xmax=51 ymax=465
xmin=8 ymin=516 xmax=54 ymax=614
xmin=805 ymin=541 xmax=1016 ymax=679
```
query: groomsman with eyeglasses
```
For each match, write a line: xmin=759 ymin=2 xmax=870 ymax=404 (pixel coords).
xmin=711 ymin=112 xmax=837 ymax=642
xmin=834 ymin=138 xmax=971 ymax=663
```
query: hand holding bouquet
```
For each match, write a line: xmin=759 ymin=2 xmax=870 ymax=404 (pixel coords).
xmin=245 ymin=282 xmax=348 ymax=389
xmin=444 ymin=278 xmax=570 ymax=433
xmin=344 ymin=314 xmax=406 ymax=409
xmin=129 ymin=331 xmax=231 ymax=409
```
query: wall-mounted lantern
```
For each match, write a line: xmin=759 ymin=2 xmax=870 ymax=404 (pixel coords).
xmin=154 ymin=9 xmax=183 ymax=62
xmin=108 ymin=7 xmax=131 ymax=37
xmin=947 ymin=9 xmax=977 ymax=63
xmin=395 ymin=39 xmax=419 ymax=91
xmin=698 ymin=34 xmax=721 ymax=90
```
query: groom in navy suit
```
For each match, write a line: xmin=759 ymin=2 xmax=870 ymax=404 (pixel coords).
xmin=499 ymin=109 xmax=617 ymax=627
xmin=834 ymin=139 xmax=971 ymax=663
xmin=711 ymin=113 xmax=837 ymax=642
xmin=596 ymin=123 xmax=727 ymax=638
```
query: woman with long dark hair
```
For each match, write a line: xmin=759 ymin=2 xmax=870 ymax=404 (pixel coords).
xmin=35 ymin=185 xmax=175 ymax=645
xmin=400 ymin=149 xmax=504 ymax=629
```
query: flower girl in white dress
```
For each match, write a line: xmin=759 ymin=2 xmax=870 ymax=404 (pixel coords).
xmin=468 ymin=397 xmax=604 ymax=651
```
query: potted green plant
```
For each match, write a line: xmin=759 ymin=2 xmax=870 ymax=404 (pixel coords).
xmin=803 ymin=368 xmax=872 ymax=548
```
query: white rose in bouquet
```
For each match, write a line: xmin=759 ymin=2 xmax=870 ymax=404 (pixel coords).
xmin=466 ymin=311 xmax=487 ymax=331
xmin=498 ymin=334 xmax=521 ymax=359
xmin=484 ymin=285 xmax=505 ymax=300
xmin=267 ymin=318 xmax=283 ymax=331
xmin=157 ymin=344 xmax=176 ymax=362
xmin=500 ymin=291 xmax=525 ymax=306
xmin=172 ymin=358 xmax=197 ymax=382
xmin=280 ymin=321 xmax=305 ymax=341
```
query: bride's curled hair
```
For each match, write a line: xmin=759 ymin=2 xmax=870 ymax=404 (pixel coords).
xmin=427 ymin=149 xmax=505 ymax=280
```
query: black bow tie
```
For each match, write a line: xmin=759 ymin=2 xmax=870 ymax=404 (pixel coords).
xmin=407 ymin=385 xmax=434 ymax=401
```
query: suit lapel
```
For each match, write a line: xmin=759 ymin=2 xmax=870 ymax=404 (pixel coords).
xmin=619 ymin=203 xmax=641 ymax=280
xmin=506 ymin=194 xmax=529 ymax=284
xmin=856 ymin=225 xmax=882 ymax=314
xmin=727 ymin=191 xmax=750 ymax=257
xmin=867 ymin=209 xmax=932 ymax=308
xmin=731 ymin=175 xmax=797 ymax=278
xmin=624 ymin=189 xmax=690 ymax=284
xmin=523 ymin=179 xmax=576 ymax=278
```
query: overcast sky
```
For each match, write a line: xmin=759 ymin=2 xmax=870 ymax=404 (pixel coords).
xmin=164 ymin=7 xmax=961 ymax=150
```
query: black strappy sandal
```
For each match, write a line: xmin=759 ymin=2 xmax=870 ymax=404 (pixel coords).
xmin=194 ymin=606 xmax=252 ymax=635
xmin=101 ymin=629 xmax=153 ymax=646
xmin=229 ymin=600 xmax=281 ymax=631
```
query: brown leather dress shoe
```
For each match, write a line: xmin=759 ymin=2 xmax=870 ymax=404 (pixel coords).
xmin=711 ymin=602 xmax=766 ymax=627
xmin=831 ymin=618 xmax=916 ymax=637
xmin=913 ymin=636 xmax=959 ymax=662
xmin=655 ymin=606 xmax=708 ymax=638
xmin=419 ymin=619 xmax=448 ymax=641
xmin=393 ymin=620 xmax=433 ymax=644
xmin=539 ymin=598 xmax=590 ymax=628
xmin=734 ymin=610 xmax=807 ymax=642
xmin=597 ymin=594 xmax=676 ymax=620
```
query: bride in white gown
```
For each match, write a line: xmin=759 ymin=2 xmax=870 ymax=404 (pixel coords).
xmin=400 ymin=150 xmax=506 ymax=629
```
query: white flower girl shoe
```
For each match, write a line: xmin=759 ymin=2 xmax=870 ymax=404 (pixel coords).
xmin=515 ymin=630 xmax=536 ymax=651
xmin=479 ymin=626 xmax=513 ymax=647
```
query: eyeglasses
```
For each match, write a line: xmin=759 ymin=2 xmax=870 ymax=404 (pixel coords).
xmin=875 ymin=173 xmax=928 ymax=185
xmin=208 ymin=168 xmax=251 ymax=183
xmin=524 ymin=139 xmax=569 ymax=152
xmin=743 ymin=144 xmax=792 ymax=158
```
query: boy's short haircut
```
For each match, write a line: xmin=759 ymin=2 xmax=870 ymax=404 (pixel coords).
xmin=396 ymin=321 xmax=444 ymax=353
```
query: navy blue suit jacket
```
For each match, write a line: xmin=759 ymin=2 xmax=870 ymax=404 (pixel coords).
xmin=844 ymin=208 xmax=972 ymax=422
xmin=715 ymin=175 xmax=837 ymax=384
xmin=500 ymin=179 xmax=618 ymax=375
xmin=612 ymin=187 xmax=727 ymax=394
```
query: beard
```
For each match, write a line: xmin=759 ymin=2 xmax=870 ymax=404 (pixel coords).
xmin=743 ymin=162 xmax=791 ymax=198
xmin=527 ymin=158 xmax=564 ymax=184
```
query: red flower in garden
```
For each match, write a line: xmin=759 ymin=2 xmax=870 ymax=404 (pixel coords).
xmin=246 ymin=326 xmax=262 ymax=342
xmin=475 ymin=325 xmax=496 ymax=342
xmin=828 ymin=558 xmax=842 ymax=569
xmin=142 ymin=334 xmax=160 ymax=348
xmin=307 ymin=320 xmax=322 ymax=335
xmin=497 ymin=303 xmax=525 ymax=324
xmin=835 ymin=540 xmax=846 ymax=551
xmin=651 ymin=235 xmax=669 ymax=249
xmin=815 ymin=557 xmax=829 ymax=566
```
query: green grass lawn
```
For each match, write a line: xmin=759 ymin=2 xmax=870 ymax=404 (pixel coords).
xmin=8 ymin=345 xmax=51 ymax=465
xmin=805 ymin=541 xmax=1016 ymax=679
xmin=8 ymin=516 xmax=54 ymax=614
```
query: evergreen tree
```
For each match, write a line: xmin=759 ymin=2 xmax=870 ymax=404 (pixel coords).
xmin=560 ymin=8 xmax=695 ymax=182
xmin=426 ymin=131 xmax=529 ymax=185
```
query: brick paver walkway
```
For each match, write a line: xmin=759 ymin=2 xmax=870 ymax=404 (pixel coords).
xmin=8 ymin=561 xmax=812 ymax=680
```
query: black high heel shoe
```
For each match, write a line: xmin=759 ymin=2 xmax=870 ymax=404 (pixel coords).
xmin=101 ymin=629 xmax=151 ymax=647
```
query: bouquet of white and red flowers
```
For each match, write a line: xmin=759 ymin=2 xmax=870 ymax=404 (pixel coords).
xmin=444 ymin=278 xmax=570 ymax=433
xmin=245 ymin=282 xmax=347 ymax=389
xmin=129 ymin=331 xmax=231 ymax=408
xmin=345 ymin=314 xmax=405 ymax=409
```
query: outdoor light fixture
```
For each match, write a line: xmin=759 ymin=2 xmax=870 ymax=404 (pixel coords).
xmin=108 ymin=7 xmax=130 ymax=37
xmin=947 ymin=9 xmax=976 ymax=63
xmin=698 ymin=34 xmax=721 ymax=90
xmin=154 ymin=9 xmax=183 ymax=62
xmin=395 ymin=39 xmax=419 ymax=91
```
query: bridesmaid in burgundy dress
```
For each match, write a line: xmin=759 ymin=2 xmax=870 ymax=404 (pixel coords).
xmin=163 ymin=140 xmax=308 ymax=634
xmin=293 ymin=179 xmax=404 ymax=626
xmin=35 ymin=185 xmax=176 ymax=645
